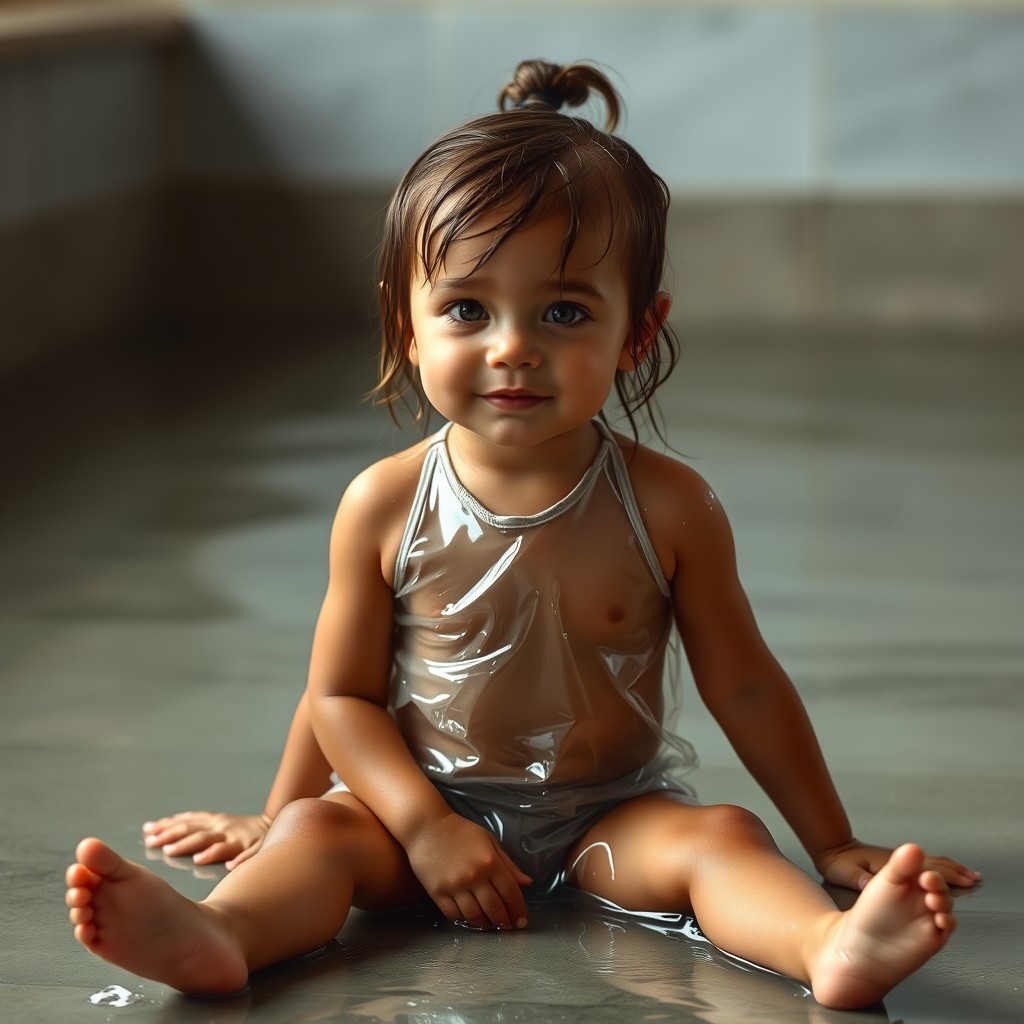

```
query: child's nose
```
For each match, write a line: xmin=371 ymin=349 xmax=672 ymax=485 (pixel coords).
xmin=485 ymin=325 xmax=541 ymax=369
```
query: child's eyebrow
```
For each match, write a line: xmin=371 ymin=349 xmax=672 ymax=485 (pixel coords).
xmin=552 ymin=279 xmax=608 ymax=301
xmin=430 ymin=276 xmax=608 ymax=301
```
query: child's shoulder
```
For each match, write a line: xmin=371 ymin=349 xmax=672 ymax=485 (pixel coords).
xmin=329 ymin=435 xmax=437 ymax=571
xmin=611 ymin=433 xmax=719 ymax=513
xmin=340 ymin=434 xmax=436 ymax=519
xmin=611 ymin=433 xmax=730 ymax=576
xmin=324 ymin=434 xmax=443 ymax=581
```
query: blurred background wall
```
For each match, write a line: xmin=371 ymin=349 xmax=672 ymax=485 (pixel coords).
xmin=2 ymin=0 xmax=1023 ymax=378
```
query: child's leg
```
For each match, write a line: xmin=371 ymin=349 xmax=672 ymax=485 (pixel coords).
xmin=65 ymin=793 xmax=424 ymax=995
xmin=565 ymin=795 xmax=955 ymax=1010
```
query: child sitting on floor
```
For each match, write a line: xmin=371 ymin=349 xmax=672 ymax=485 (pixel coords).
xmin=66 ymin=59 xmax=978 ymax=1010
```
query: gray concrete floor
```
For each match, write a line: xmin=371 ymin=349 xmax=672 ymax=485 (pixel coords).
xmin=1 ymin=325 xmax=1021 ymax=1023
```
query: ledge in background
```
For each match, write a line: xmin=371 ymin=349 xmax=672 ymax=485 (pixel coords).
xmin=0 ymin=0 xmax=183 ymax=56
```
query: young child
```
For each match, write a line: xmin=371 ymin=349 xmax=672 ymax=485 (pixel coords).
xmin=65 ymin=59 xmax=979 ymax=1010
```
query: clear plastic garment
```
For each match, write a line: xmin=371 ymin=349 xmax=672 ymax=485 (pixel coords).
xmin=386 ymin=422 xmax=698 ymax=882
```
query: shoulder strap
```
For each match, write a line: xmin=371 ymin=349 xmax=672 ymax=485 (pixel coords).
xmin=392 ymin=425 xmax=450 ymax=593
xmin=598 ymin=423 xmax=671 ymax=598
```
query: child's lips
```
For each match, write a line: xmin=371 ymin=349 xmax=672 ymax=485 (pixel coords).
xmin=482 ymin=390 xmax=548 ymax=410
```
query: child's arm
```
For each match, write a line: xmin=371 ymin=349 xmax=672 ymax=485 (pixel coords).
xmin=305 ymin=462 xmax=532 ymax=929
xmin=262 ymin=690 xmax=335 ymax=817
xmin=142 ymin=691 xmax=332 ymax=869
xmin=645 ymin=454 xmax=979 ymax=890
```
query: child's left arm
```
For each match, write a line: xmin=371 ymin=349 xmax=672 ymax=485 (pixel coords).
xmin=649 ymin=457 xmax=980 ymax=891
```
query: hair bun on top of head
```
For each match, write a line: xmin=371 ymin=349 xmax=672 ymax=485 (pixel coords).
xmin=498 ymin=58 xmax=620 ymax=132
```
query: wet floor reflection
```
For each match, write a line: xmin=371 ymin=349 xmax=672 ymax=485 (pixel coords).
xmin=142 ymin=893 xmax=888 ymax=1024
xmin=6 ymin=330 xmax=1019 ymax=1024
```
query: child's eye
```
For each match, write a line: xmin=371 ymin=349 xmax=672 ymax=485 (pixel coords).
xmin=446 ymin=300 xmax=488 ymax=323
xmin=545 ymin=302 xmax=587 ymax=326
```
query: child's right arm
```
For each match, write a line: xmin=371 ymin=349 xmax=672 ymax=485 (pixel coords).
xmin=306 ymin=461 xmax=532 ymax=930
xmin=644 ymin=450 xmax=978 ymax=890
xmin=142 ymin=690 xmax=333 ymax=869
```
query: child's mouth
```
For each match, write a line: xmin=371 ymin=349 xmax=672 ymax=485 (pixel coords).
xmin=482 ymin=391 xmax=548 ymax=411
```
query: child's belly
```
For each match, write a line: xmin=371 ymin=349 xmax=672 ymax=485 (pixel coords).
xmin=393 ymin=536 xmax=673 ymax=786
xmin=395 ymin=662 xmax=666 ymax=786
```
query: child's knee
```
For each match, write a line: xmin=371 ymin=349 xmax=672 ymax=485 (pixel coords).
xmin=269 ymin=796 xmax=403 ymax=874
xmin=267 ymin=797 xmax=361 ymax=847
xmin=697 ymin=804 xmax=776 ymax=850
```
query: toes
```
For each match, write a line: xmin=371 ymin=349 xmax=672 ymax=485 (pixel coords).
xmin=69 ymin=905 xmax=94 ymax=926
xmin=919 ymin=869 xmax=950 ymax=893
xmin=75 ymin=838 xmax=130 ymax=880
xmin=65 ymin=885 xmax=93 ymax=909
xmin=882 ymin=843 xmax=926 ymax=883
xmin=924 ymin=888 xmax=954 ymax=914
xmin=65 ymin=862 xmax=101 ymax=890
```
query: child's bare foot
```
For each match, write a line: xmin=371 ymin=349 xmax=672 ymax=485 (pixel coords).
xmin=65 ymin=838 xmax=249 ymax=995
xmin=809 ymin=843 xmax=955 ymax=1009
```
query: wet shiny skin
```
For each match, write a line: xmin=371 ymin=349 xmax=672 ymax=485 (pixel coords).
xmin=3 ymin=325 xmax=1021 ymax=1022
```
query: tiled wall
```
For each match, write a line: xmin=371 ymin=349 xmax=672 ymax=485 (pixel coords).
xmin=2 ymin=1 xmax=1023 ymax=371
xmin=2 ymin=0 xmax=1023 ymax=226
xmin=182 ymin=1 xmax=1024 ymax=193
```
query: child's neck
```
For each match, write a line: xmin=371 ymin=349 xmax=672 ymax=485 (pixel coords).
xmin=444 ymin=421 xmax=603 ymax=518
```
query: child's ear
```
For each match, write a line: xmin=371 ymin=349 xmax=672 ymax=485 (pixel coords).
xmin=618 ymin=291 xmax=672 ymax=371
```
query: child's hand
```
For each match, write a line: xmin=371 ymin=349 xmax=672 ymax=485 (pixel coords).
xmin=403 ymin=812 xmax=532 ymax=930
xmin=815 ymin=839 xmax=981 ymax=891
xmin=142 ymin=811 xmax=272 ymax=870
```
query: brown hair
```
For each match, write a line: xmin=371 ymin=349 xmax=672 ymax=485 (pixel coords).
xmin=373 ymin=58 xmax=678 ymax=441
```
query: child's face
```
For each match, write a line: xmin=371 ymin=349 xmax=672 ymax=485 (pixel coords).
xmin=407 ymin=209 xmax=636 ymax=451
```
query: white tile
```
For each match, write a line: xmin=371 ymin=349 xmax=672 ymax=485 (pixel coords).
xmin=184 ymin=7 xmax=429 ymax=179
xmin=830 ymin=10 xmax=1024 ymax=188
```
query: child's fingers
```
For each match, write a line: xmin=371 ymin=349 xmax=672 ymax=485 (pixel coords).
xmin=429 ymin=888 xmax=486 ymax=929
xmin=496 ymin=846 xmax=533 ymax=888
xmin=460 ymin=881 xmax=521 ymax=931
xmin=142 ymin=811 xmax=203 ymax=833
xmin=432 ymin=874 xmax=526 ymax=931
xmin=492 ymin=855 xmax=530 ymax=928
xmin=469 ymin=842 xmax=530 ymax=928
xmin=821 ymin=858 xmax=875 ymax=892
xmin=225 ymin=843 xmax=261 ymax=871
xmin=192 ymin=839 xmax=245 ymax=865
xmin=430 ymin=882 xmax=506 ymax=930
xmin=432 ymin=893 xmax=464 ymax=926
xmin=470 ymin=863 xmax=529 ymax=930
xmin=407 ymin=814 xmax=529 ymax=930
xmin=164 ymin=831 xmax=226 ymax=858
xmin=143 ymin=814 xmax=217 ymax=847
xmin=141 ymin=816 xmax=175 ymax=833
xmin=143 ymin=822 xmax=191 ymax=847
xmin=461 ymin=890 xmax=497 ymax=930
xmin=925 ymin=856 xmax=981 ymax=888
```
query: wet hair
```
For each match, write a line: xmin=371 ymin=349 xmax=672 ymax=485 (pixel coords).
xmin=373 ymin=58 xmax=678 ymax=442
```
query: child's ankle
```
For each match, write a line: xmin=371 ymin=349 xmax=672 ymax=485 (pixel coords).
xmin=802 ymin=909 xmax=844 ymax=986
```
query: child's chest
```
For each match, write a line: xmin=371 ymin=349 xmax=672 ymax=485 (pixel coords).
xmin=405 ymin=508 xmax=670 ymax=656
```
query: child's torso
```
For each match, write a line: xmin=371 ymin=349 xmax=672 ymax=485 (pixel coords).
xmin=390 ymin=421 xmax=674 ymax=787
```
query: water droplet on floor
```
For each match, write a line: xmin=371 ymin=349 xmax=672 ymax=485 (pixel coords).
xmin=88 ymin=984 xmax=141 ymax=1008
